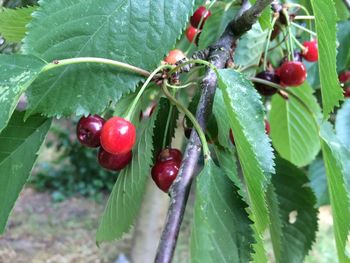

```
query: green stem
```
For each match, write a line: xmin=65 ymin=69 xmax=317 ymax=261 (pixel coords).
xmin=294 ymin=15 xmax=315 ymax=20
xmin=169 ymin=59 xmax=217 ymax=75
xmin=263 ymin=15 xmax=279 ymax=70
xmin=42 ymin=57 xmax=151 ymax=77
xmin=125 ymin=65 xmax=172 ymax=120
xmin=162 ymin=100 xmax=175 ymax=149
xmin=282 ymin=26 xmax=292 ymax=60
xmin=162 ymin=81 xmax=211 ymax=160
xmin=291 ymin=34 xmax=306 ymax=51
xmin=291 ymin=22 xmax=317 ymax=37
xmin=286 ymin=3 xmax=313 ymax=39
xmin=282 ymin=9 xmax=295 ymax=61
xmin=166 ymin=82 xmax=197 ymax=89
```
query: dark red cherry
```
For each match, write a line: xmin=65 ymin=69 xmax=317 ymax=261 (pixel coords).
xmin=98 ymin=148 xmax=132 ymax=171
xmin=254 ymin=71 xmax=280 ymax=96
xmin=190 ymin=6 xmax=211 ymax=29
xmin=278 ymin=61 xmax=307 ymax=87
xmin=302 ymin=40 xmax=318 ymax=62
xmin=76 ymin=115 xmax=105 ymax=148
xmin=100 ymin=116 xmax=136 ymax=154
xmin=339 ymin=71 xmax=350 ymax=84
xmin=344 ymin=88 xmax=350 ymax=98
xmin=186 ymin=25 xmax=201 ymax=45
xmin=157 ymin=148 xmax=182 ymax=164
xmin=151 ymin=161 xmax=179 ymax=192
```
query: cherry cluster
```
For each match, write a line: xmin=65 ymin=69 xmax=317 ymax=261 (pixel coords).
xmin=339 ymin=71 xmax=350 ymax=97
xmin=76 ymin=115 xmax=136 ymax=171
xmin=185 ymin=6 xmax=211 ymax=45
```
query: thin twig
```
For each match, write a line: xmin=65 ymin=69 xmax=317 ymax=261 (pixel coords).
xmin=154 ymin=1 xmax=274 ymax=262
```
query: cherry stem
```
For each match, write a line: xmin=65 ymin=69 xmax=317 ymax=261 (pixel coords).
xmin=263 ymin=15 xmax=279 ymax=70
xmin=291 ymin=34 xmax=306 ymax=51
xmin=162 ymin=89 xmax=176 ymax=149
xmin=169 ymin=59 xmax=217 ymax=75
xmin=282 ymin=8 xmax=295 ymax=61
xmin=291 ymin=22 xmax=317 ymax=37
xmin=161 ymin=81 xmax=211 ymax=159
xmin=286 ymin=3 xmax=313 ymax=39
xmin=42 ymin=57 xmax=151 ymax=77
xmin=294 ymin=15 xmax=315 ymax=20
xmin=125 ymin=65 xmax=172 ymax=121
xmin=166 ymin=82 xmax=197 ymax=89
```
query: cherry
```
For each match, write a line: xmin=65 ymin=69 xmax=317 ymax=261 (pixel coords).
xmin=190 ymin=6 xmax=211 ymax=29
xmin=230 ymin=120 xmax=270 ymax=145
xmin=76 ymin=115 xmax=105 ymax=148
xmin=151 ymin=161 xmax=179 ymax=192
xmin=302 ymin=40 xmax=318 ymax=62
xmin=254 ymin=71 xmax=280 ymax=96
xmin=186 ymin=25 xmax=201 ymax=45
xmin=165 ymin=49 xmax=186 ymax=65
xmin=157 ymin=148 xmax=182 ymax=164
xmin=100 ymin=116 xmax=136 ymax=154
xmin=278 ymin=61 xmax=307 ymax=87
xmin=98 ymin=148 xmax=132 ymax=171
xmin=339 ymin=71 xmax=350 ymax=84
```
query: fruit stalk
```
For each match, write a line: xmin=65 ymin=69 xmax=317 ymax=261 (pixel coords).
xmin=154 ymin=1 xmax=275 ymax=262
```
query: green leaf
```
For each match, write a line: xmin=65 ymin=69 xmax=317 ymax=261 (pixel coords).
xmin=213 ymin=89 xmax=231 ymax=148
xmin=96 ymin=108 xmax=157 ymax=243
xmin=337 ymin=21 xmax=350 ymax=72
xmin=23 ymin=0 xmax=196 ymax=117
xmin=270 ymin=83 xmax=321 ymax=167
xmin=0 ymin=111 xmax=51 ymax=233
xmin=308 ymin=157 xmax=329 ymax=207
xmin=152 ymin=98 xmax=179 ymax=158
xmin=268 ymin=156 xmax=318 ymax=263
xmin=234 ymin=23 xmax=267 ymax=77
xmin=319 ymin=122 xmax=350 ymax=262
xmin=198 ymin=2 xmax=239 ymax=49
xmin=0 ymin=6 xmax=36 ymax=42
xmin=310 ymin=0 xmax=344 ymax=118
xmin=335 ymin=99 xmax=350 ymax=150
xmin=217 ymin=69 xmax=275 ymax=261
xmin=0 ymin=54 xmax=46 ymax=133
xmin=190 ymin=160 xmax=254 ymax=263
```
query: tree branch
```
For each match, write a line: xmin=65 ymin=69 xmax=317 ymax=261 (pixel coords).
xmin=154 ymin=1 xmax=273 ymax=262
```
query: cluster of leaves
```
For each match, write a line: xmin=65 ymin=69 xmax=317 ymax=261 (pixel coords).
xmin=0 ymin=0 xmax=349 ymax=262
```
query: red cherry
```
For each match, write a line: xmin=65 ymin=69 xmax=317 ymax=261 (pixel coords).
xmin=165 ymin=49 xmax=186 ymax=65
xmin=254 ymin=71 xmax=280 ymax=96
xmin=157 ymin=148 xmax=182 ymax=164
xmin=186 ymin=25 xmax=201 ymax=45
xmin=100 ymin=116 xmax=136 ymax=154
xmin=151 ymin=161 xmax=179 ymax=192
xmin=339 ymin=71 xmax=350 ymax=84
xmin=278 ymin=61 xmax=307 ymax=87
xmin=344 ymin=87 xmax=350 ymax=98
xmin=76 ymin=115 xmax=105 ymax=148
xmin=302 ymin=40 xmax=318 ymax=62
xmin=190 ymin=6 xmax=211 ymax=29
xmin=98 ymin=148 xmax=132 ymax=171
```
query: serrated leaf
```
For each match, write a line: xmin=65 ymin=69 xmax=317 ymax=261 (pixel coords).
xmin=335 ymin=99 xmax=350 ymax=150
xmin=319 ymin=122 xmax=350 ymax=262
xmin=190 ymin=160 xmax=254 ymax=263
xmin=198 ymin=2 xmax=239 ymax=49
xmin=152 ymin=97 xmax=179 ymax=158
xmin=0 ymin=111 xmax=51 ymax=233
xmin=96 ymin=109 xmax=157 ymax=242
xmin=0 ymin=6 xmax=36 ymax=42
xmin=308 ymin=157 xmax=329 ymax=207
xmin=268 ymin=156 xmax=318 ymax=263
xmin=310 ymin=0 xmax=344 ymax=118
xmin=217 ymin=69 xmax=275 ymax=262
xmin=23 ymin=0 xmax=196 ymax=117
xmin=213 ymin=89 xmax=231 ymax=148
xmin=0 ymin=54 xmax=46 ymax=133
xmin=270 ymin=83 xmax=321 ymax=167
xmin=234 ymin=23 xmax=267 ymax=77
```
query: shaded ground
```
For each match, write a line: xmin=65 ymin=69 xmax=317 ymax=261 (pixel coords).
xmin=0 ymin=188 xmax=132 ymax=263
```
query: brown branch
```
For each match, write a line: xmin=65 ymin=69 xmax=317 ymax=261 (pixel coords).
xmin=154 ymin=0 xmax=273 ymax=262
